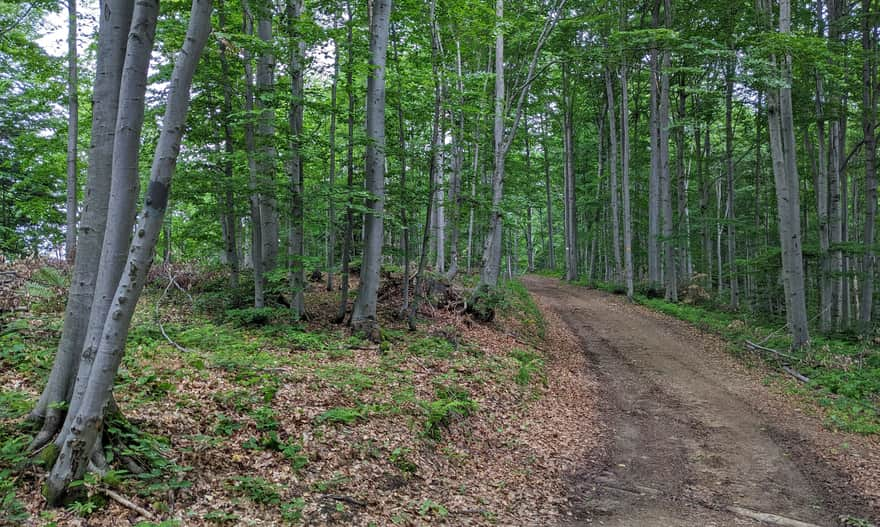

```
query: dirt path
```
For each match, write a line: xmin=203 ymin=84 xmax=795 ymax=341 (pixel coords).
xmin=523 ymin=276 xmax=877 ymax=527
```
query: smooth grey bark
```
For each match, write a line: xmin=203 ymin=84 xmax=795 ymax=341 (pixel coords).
xmin=542 ymin=111 xmax=555 ymax=270
xmin=335 ymin=1 xmax=355 ymax=323
xmin=392 ymin=30 xmax=409 ymax=313
xmin=287 ymin=0 xmax=305 ymax=318
xmin=562 ymin=63 xmax=578 ymax=281
xmin=219 ymin=0 xmax=240 ymax=295
xmin=445 ymin=39 xmax=465 ymax=280
xmin=46 ymin=0 xmax=212 ymax=501
xmin=350 ymin=0 xmax=390 ymax=340
xmin=327 ymin=28 xmax=339 ymax=293
xmin=243 ymin=3 xmax=265 ymax=308
xmin=620 ymin=60 xmax=634 ymax=298
xmin=828 ymin=0 xmax=847 ymax=328
xmin=29 ymin=0 xmax=134 ymax=449
xmin=477 ymin=0 xmax=565 ymax=291
xmin=860 ymin=0 xmax=878 ymax=327
xmin=65 ymin=0 xmax=78 ymax=263
xmin=60 ymin=0 xmax=159 ymax=441
xmin=605 ymin=68 xmax=622 ymax=283
xmin=255 ymin=0 xmax=278 ymax=272
xmin=524 ymin=116 xmax=534 ymax=273
xmin=763 ymin=0 xmax=810 ymax=348
xmin=814 ymin=71 xmax=832 ymax=332
xmin=408 ymin=4 xmax=441 ymax=329
xmin=647 ymin=4 xmax=661 ymax=287
xmin=725 ymin=56 xmax=738 ymax=308
xmin=659 ymin=2 xmax=675 ymax=301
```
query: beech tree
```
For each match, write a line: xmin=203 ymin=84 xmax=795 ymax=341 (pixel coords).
xmin=26 ymin=0 xmax=213 ymax=501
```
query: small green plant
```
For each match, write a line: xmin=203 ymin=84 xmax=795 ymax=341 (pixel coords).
xmin=212 ymin=414 xmax=242 ymax=437
xmin=389 ymin=447 xmax=417 ymax=475
xmin=224 ymin=307 xmax=281 ymax=327
xmin=281 ymin=497 xmax=306 ymax=522
xmin=204 ymin=510 xmax=240 ymax=524
xmin=418 ymin=499 xmax=448 ymax=519
xmin=250 ymin=406 xmax=279 ymax=431
xmin=511 ymin=349 xmax=546 ymax=387
xmin=317 ymin=406 xmax=368 ymax=425
xmin=409 ymin=336 xmax=455 ymax=359
xmin=420 ymin=385 xmax=478 ymax=440
xmin=231 ymin=476 xmax=281 ymax=505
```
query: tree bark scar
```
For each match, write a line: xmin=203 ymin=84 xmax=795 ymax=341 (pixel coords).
xmin=146 ymin=181 xmax=169 ymax=211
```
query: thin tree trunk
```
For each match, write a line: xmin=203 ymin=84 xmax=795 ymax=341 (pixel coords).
xmin=860 ymin=0 xmax=878 ymax=327
xmin=326 ymin=26 xmax=339 ymax=292
xmin=542 ymin=111 xmax=556 ymax=270
xmin=815 ymin=70 xmax=832 ymax=332
xmin=605 ymin=68 xmax=622 ymax=282
xmin=219 ymin=0 xmax=240 ymax=296
xmin=392 ymin=29 xmax=409 ymax=312
xmin=287 ymin=0 xmax=305 ymax=318
xmin=620 ymin=59 xmax=634 ymax=298
xmin=562 ymin=63 xmax=578 ymax=281
xmin=445 ymin=39 xmax=465 ymax=280
xmin=243 ymin=2 xmax=264 ymax=308
xmin=65 ymin=0 xmax=78 ymax=263
xmin=659 ymin=0 xmax=676 ymax=301
xmin=725 ymin=56 xmax=738 ymax=308
xmin=335 ymin=1 xmax=355 ymax=323
xmin=350 ymin=0 xmax=391 ymax=340
xmin=648 ymin=2 xmax=661 ymax=287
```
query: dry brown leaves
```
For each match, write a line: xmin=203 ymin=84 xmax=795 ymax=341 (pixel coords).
xmin=11 ymin=282 xmax=602 ymax=527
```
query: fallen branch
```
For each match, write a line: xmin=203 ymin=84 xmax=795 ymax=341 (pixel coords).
xmin=744 ymin=340 xmax=799 ymax=362
xmin=322 ymin=494 xmax=367 ymax=507
xmin=781 ymin=365 xmax=810 ymax=384
xmin=726 ymin=505 xmax=824 ymax=527
xmin=101 ymin=487 xmax=157 ymax=521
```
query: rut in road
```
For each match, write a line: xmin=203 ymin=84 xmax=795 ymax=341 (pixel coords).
xmin=523 ymin=276 xmax=877 ymax=527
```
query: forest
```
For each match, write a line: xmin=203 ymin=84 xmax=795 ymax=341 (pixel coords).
xmin=1 ymin=0 xmax=879 ymax=524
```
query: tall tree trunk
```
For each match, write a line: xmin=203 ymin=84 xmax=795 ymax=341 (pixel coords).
xmin=605 ymin=68 xmax=622 ymax=283
xmin=350 ymin=0 xmax=391 ymax=340
xmin=65 ymin=0 xmax=78 ymax=263
xmin=219 ymin=0 xmax=240 ymax=296
xmin=446 ymin=39 xmax=465 ymax=280
xmin=255 ymin=0 xmax=278 ymax=272
xmin=648 ymin=2 xmax=661 ymax=287
xmin=542 ymin=111 xmax=556 ymax=270
xmin=562 ymin=63 xmax=578 ymax=281
xmin=479 ymin=0 xmax=508 ymax=290
xmin=287 ymin=0 xmax=305 ymax=318
xmin=392 ymin=29 xmax=409 ymax=312
xmin=659 ymin=0 xmax=676 ymax=301
xmin=620 ymin=60 xmax=634 ymax=298
xmin=524 ymin=116 xmax=535 ymax=273
xmin=60 ymin=0 xmax=160 ymax=447
xmin=860 ymin=0 xmax=878 ymax=327
xmin=815 ymin=73 xmax=832 ymax=332
xmin=29 ymin=0 xmax=134 ymax=450
xmin=408 ymin=0 xmax=442 ymax=329
xmin=764 ymin=0 xmax=810 ymax=348
xmin=725 ymin=55 xmax=738 ymax=308
xmin=477 ymin=0 xmax=565 ymax=290
xmin=243 ymin=3 xmax=264 ymax=308
xmin=335 ymin=1 xmax=355 ymax=323
xmin=45 ymin=0 xmax=212 ymax=501
xmin=326 ymin=27 xmax=339 ymax=292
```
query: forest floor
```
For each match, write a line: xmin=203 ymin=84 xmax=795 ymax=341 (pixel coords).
xmin=0 ymin=264 xmax=602 ymax=526
xmin=524 ymin=275 xmax=880 ymax=527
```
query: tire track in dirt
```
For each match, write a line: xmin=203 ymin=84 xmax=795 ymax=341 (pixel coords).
xmin=524 ymin=276 xmax=877 ymax=527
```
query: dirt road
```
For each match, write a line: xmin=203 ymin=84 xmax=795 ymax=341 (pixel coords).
xmin=524 ymin=276 xmax=877 ymax=527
